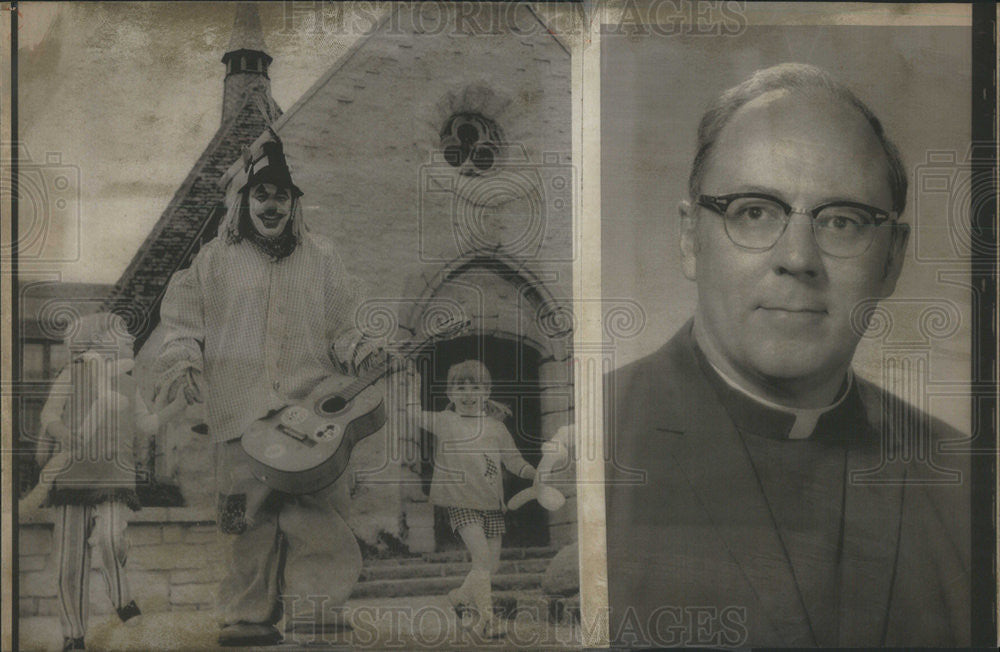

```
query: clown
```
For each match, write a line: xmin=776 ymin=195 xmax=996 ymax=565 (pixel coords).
xmin=151 ymin=133 xmax=377 ymax=647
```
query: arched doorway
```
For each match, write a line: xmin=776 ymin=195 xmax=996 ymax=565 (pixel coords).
xmin=393 ymin=250 xmax=574 ymax=553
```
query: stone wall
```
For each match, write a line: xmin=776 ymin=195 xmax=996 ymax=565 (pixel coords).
xmin=275 ymin=2 xmax=573 ymax=303
xmin=18 ymin=509 xmax=223 ymax=618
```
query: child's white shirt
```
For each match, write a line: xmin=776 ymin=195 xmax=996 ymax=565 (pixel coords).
xmin=423 ymin=410 xmax=533 ymax=511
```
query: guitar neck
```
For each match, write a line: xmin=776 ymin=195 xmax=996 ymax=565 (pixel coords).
xmin=337 ymin=354 xmax=400 ymax=401
xmin=335 ymin=320 xmax=469 ymax=401
xmin=337 ymin=335 xmax=435 ymax=401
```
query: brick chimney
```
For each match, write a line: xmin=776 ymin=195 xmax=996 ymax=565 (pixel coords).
xmin=220 ymin=2 xmax=273 ymax=125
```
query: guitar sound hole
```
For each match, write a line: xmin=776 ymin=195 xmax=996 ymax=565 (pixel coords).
xmin=320 ymin=395 xmax=348 ymax=414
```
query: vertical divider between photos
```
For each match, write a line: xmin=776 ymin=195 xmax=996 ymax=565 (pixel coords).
xmin=969 ymin=3 xmax=997 ymax=646
xmin=575 ymin=8 xmax=610 ymax=648
xmin=3 ymin=6 xmax=20 ymax=651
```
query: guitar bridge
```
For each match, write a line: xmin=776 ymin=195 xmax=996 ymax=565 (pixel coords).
xmin=277 ymin=424 xmax=317 ymax=447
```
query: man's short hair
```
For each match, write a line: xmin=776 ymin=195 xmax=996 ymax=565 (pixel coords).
xmin=688 ymin=63 xmax=908 ymax=214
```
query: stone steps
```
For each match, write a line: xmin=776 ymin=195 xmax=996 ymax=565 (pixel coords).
xmin=351 ymin=546 xmax=559 ymax=600
xmin=363 ymin=544 xmax=561 ymax=566
xmin=359 ymin=557 xmax=550 ymax=581
xmin=351 ymin=571 xmax=543 ymax=600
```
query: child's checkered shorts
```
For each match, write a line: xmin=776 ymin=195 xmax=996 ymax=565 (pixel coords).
xmin=446 ymin=507 xmax=506 ymax=538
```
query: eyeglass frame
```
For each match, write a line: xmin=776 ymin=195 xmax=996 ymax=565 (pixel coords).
xmin=696 ymin=192 xmax=898 ymax=259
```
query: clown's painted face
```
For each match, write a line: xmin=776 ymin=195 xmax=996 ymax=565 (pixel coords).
xmin=248 ymin=183 xmax=293 ymax=238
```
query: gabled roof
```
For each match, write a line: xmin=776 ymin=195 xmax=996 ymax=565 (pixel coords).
xmin=110 ymin=1 xmax=570 ymax=347
xmin=221 ymin=2 xmax=569 ymax=188
xmin=102 ymin=92 xmax=280 ymax=345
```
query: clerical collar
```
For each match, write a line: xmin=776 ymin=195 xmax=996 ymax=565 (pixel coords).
xmin=692 ymin=336 xmax=865 ymax=442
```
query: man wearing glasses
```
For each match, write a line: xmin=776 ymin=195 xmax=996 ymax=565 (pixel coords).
xmin=605 ymin=64 xmax=970 ymax=647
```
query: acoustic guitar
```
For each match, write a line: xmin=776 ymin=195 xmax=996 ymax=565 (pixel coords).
xmin=240 ymin=319 xmax=468 ymax=494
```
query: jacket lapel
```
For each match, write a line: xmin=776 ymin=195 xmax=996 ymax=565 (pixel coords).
xmin=655 ymin=324 xmax=816 ymax=646
xmin=836 ymin=381 xmax=904 ymax=646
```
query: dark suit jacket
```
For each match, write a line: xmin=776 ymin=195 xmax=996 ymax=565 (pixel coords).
xmin=605 ymin=323 xmax=971 ymax=647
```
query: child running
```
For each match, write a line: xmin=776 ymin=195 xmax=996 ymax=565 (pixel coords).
xmin=408 ymin=359 xmax=537 ymax=638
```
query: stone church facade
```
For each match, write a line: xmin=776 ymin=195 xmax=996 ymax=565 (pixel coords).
xmin=236 ymin=2 xmax=575 ymax=552
xmin=79 ymin=2 xmax=572 ymax=551
xmin=19 ymin=1 xmax=575 ymax=618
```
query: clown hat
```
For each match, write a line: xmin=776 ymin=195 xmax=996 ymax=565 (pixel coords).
xmin=238 ymin=129 xmax=303 ymax=197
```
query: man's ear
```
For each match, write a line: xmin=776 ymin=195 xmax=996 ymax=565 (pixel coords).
xmin=879 ymin=222 xmax=910 ymax=296
xmin=679 ymin=200 xmax=699 ymax=281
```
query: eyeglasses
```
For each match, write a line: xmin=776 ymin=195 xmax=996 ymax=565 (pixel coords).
xmin=697 ymin=192 xmax=896 ymax=258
